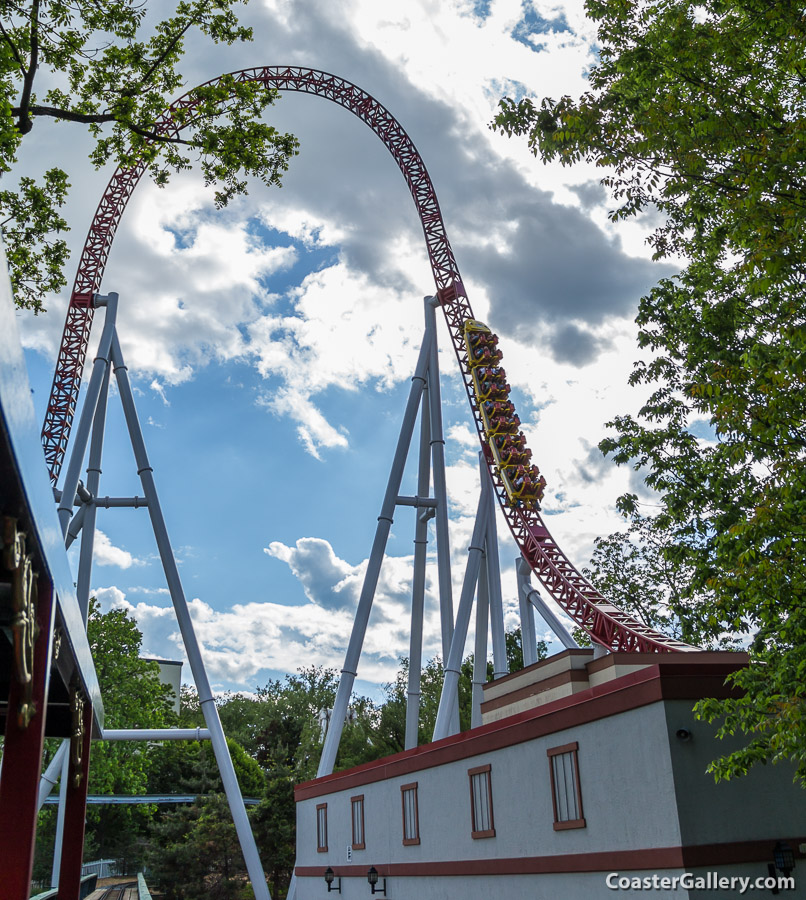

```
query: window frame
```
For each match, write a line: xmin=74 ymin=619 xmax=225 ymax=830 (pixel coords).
xmin=316 ymin=802 xmax=328 ymax=852
xmin=351 ymin=794 xmax=366 ymax=851
xmin=400 ymin=781 xmax=420 ymax=846
xmin=468 ymin=763 xmax=496 ymax=839
xmin=547 ymin=741 xmax=586 ymax=831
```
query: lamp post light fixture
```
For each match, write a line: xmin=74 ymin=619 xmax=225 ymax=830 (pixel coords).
xmin=324 ymin=867 xmax=341 ymax=893
xmin=773 ymin=841 xmax=796 ymax=876
xmin=367 ymin=866 xmax=387 ymax=895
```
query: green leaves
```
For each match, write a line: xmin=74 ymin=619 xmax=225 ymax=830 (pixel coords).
xmin=0 ymin=169 xmax=70 ymax=312
xmin=84 ymin=599 xmax=176 ymax=866
xmin=0 ymin=0 xmax=299 ymax=311
xmin=495 ymin=0 xmax=806 ymax=784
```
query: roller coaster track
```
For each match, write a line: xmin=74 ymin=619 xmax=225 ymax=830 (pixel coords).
xmin=41 ymin=66 xmax=694 ymax=654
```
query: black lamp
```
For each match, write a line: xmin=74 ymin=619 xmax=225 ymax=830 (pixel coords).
xmin=367 ymin=866 xmax=387 ymax=895
xmin=324 ymin=867 xmax=341 ymax=893
xmin=773 ymin=841 xmax=795 ymax=876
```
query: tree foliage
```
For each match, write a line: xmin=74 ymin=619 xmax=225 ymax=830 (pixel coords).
xmin=494 ymin=0 xmax=806 ymax=783
xmin=146 ymin=794 xmax=247 ymax=900
xmin=582 ymin=512 xmax=744 ymax=649
xmin=0 ymin=0 xmax=298 ymax=311
xmin=85 ymin=599 xmax=176 ymax=865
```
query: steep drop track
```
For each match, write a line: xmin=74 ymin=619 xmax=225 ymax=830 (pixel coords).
xmin=41 ymin=66 xmax=693 ymax=653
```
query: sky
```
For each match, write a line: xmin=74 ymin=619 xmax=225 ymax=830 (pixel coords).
xmin=17 ymin=0 xmax=681 ymax=702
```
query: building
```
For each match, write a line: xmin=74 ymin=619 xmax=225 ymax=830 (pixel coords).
xmin=142 ymin=657 xmax=183 ymax=715
xmin=294 ymin=651 xmax=805 ymax=898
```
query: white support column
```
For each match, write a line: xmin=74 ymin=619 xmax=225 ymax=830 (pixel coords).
xmin=516 ymin=557 xmax=539 ymax=666
xmin=38 ymin=741 xmax=68 ymax=812
xmin=110 ymin=331 xmax=271 ymax=900
xmin=101 ymin=728 xmax=212 ymax=741
xmin=425 ymin=299 xmax=454 ymax=664
xmin=519 ymin=559 xmax=579 ymax=651
xmin=50 ymin=751 xmax=69 ymax=887
xmin=471 ymin=556 xmax=489 ymax=730
xmin=433 ymin=485 xmax=489 ymax=741
xmin=405 ymin=385 xmax=431 ymax=750
xmin=75 ymin=362 xmax=111 ymax=622
xmin=424 ymin=297 xmax=459 ymax=734
xmin=317 ymin=329 xmax=433 ymax=778
xmin=482 ymin=460 xmax=508 ymax=679
xmin=57 ymin=293 xmax=118 ymax=537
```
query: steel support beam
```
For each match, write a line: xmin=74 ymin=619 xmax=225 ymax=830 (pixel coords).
xmin=57 ymin=293 xmax=118 ymax=537
xmin=425 ymin=298 xmax=454 ymax=669
xmin=433 ymin=484 xmax=489 ymax=741
xmin=471 ymin=556 xmax=489 ymax=730
xmin=51 ymin=750 xmax=69 ymax=887
xmin=110 ymin=330 xmax=271 ymax=900
xmin=317 ymin=329 xmax=433 ymax=777
xmin=516 ymin=556 xmax=540 ymax=666
xmin=520 ymin=562 xmax=579 ymax=650
xmin=482 ymin=456 xmax=508 ymax=680
xmin=76 ymin=363 xmax=111 ymax=622
xmin=38 ymin=740 xmax=68 ymax=811
xmin=102 ymin=727 xmax=212 ymax=741
xmin=405 ymin=383 xmax=431 ymax=750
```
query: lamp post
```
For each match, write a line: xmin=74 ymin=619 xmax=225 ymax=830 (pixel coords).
xmin=324 ymin=867 xmax=341 ymax=893
xmin=773 ymin=841 xmax=795 ymax=876
xmin=367 ymin=866 xmax=386 ymax=895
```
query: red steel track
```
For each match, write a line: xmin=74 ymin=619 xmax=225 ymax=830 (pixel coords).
xmin=41 ymin=66 xmax=693 ymax=653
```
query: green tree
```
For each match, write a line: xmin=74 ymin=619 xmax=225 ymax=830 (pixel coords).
xmin=147 ymin=794 xmax=247 ymax=900
xmin=0 ymin=0 xmax=298 ymax=311
xmin=378 ymin=629 xmax=548 ymax=749
xmin=582 ymin=512 xmax=744 ymax=649
xmin=31 ymin=600 xmax=177 ymax=879
xmin=494 ymin=0 xmax=806 ymax=783
xmin=85 ymin=598 xmax=176 ymax=867
xmin=148 ymin=734 xmax=265 ymax=799
xmin=248 ymin=768 xmax=296 ymax=899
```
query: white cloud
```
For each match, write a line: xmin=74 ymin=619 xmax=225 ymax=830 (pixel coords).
xmin=150 ymin=380 xmax=170 ymax=406
xmin=21 ymin=0 xmax=675 ymax=697
xmin=93 ymin=530 xmax=143 ymax=569
xmin=248 ymin=260 xmax=427 ymax=456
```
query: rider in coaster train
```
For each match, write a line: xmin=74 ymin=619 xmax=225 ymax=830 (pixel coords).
xmin=489 ymin=411 xmax=521 ymax=434
xmin=469 ymin=330 xmax=498 ymax=347
xmin=472 ymin=343 xmax=503 ymax=365
xmin=483 ymin=399 xmax=515 ymax=419
xmin=511 ymin=464 xmax=546 ymax=498
xmin=494 ymin=431 xmax=528 ymax=458
xmin=478 ymin=367 xmax=510 ymax=399
xmin=502 ymin=444 xmax=532 ymax=467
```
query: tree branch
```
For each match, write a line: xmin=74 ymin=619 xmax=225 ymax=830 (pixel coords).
xmin=12 ymin=104 xmax=116 ymax=124
xmin=16 ymin=0 xmax=39 ymax=135
xmin=128 ymin=18 xmax=195 ymax=94
xmin=0 ymin=19 xmax=26 ymax=76
xmin=12 ymin=105 xmax=193 ymax=146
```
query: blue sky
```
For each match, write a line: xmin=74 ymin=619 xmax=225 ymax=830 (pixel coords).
xmin=18 ymin=0 xmax=680 ymax=700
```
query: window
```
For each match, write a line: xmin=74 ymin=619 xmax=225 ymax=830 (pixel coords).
xmin=548 ymin=742 xmax=585 ymax=830
xmin=401 ymin=782 xmax=420 ymax=845
xmin=316 ymin=802 xmax=328 ymax=852
xmin=351 ymin=795 xmax=365 ymax=850
xmin=468 ymin=764 xmax=495 ymax=838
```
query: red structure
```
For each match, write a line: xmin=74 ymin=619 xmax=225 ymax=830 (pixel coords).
xmin=42 ymin=68 xmax=691 ymax=676
xmin=0 ymin=269 xmax=103 ymax=898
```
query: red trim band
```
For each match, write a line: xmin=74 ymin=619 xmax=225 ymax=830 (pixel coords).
xmin=295 ymin=836 xmax=806 ymax=877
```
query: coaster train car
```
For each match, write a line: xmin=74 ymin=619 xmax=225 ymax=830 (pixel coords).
xmin=464 ymin=320 xmax=547 ymax=509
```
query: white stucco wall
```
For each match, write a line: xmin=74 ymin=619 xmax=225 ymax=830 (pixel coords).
xmin=295 ymin=692 xmax=805 ymax=900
